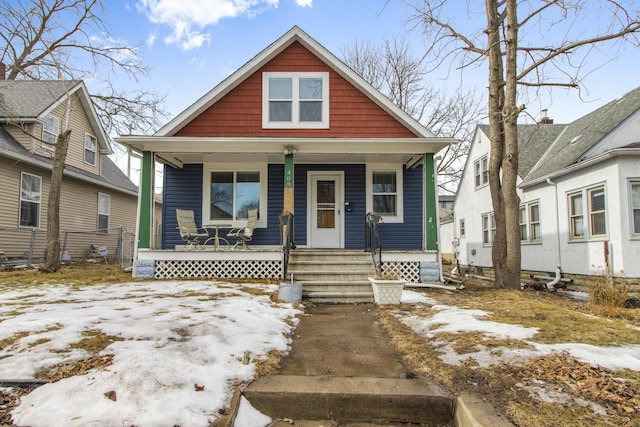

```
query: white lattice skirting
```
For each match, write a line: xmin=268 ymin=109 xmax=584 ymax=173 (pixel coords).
xmin=382 ymin=261 xmax=421 ymax=283
xmin=154 ymin=259 xmax=282 ymax=279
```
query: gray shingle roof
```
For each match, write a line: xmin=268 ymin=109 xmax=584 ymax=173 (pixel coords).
xmin=0 ymin=125 xmax=137 ymax=193
xmin=0 ymin=80 xmax=82 ymax=119
xmin=477 ymin=123 xmax=566 ymax=178
xmin=525 ymin=86 xmax=640 ymax=181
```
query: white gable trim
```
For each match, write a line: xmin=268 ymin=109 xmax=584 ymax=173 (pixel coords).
xmin=39 ymin=81 xmax=112 ymax=155
xmin=155 ymin=26 xmax=435 ymax=139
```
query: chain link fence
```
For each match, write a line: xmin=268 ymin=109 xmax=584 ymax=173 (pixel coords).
xmin=0 ymin=227 xmax=135 ymax=269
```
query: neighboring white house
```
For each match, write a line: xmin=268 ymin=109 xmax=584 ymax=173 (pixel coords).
xmin=450 ymin=87 xmax=640 ymax=279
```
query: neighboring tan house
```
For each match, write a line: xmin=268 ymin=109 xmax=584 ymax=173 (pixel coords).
xmin=449 ymin=87 xmax=640 ymax=279
xmin=0 ymin=80 xmax=140 ymax=259
xmin=117 ymin=26 xmax=454 ymax=287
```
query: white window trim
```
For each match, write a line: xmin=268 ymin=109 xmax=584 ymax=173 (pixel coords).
xmin=19 ymin=172 xmax=42 ymax=228
xmin=481 ymin=212 xmax=495 ymax=246
xmin=567 ymin=184 xmax=608 ymax=241
xmin=84 ymin=133 xmax=97 ymax=165
xmin=41 ymin=114 xmax=59 ymax=151
xmin=629 ymin=180 xmax=640 ymax=238
xmin=366 ymin=163 xmax=404 ymax=223
xmin=474 ymin=155 xmax=489 ymax=189
xmin=202 ymin=163 xmax=268 ymax=228
xmin=262 ymin=72 xmax=330 ymax=129
xmin=519 ymin=201 xmax=541 ymax=244
xmin=98 ymin=192 xmax=110 ymax=231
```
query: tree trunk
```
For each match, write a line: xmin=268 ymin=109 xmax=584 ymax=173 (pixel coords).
xmin=485 ymin=0 xmax=507 ymax=287
xmin=41 ymin=129 xmax=72 ymax=273
xmin=502 ymin=0 xmax=522 ymax=289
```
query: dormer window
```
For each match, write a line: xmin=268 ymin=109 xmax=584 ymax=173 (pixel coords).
xmin=262 ymin=72 xmax=329 ymax=129
xmin=42 ymin=115 xmax=59 ymax=151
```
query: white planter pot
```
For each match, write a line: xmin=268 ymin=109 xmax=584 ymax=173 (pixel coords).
xmin=369 ymin=277 xmax=405 ymax=305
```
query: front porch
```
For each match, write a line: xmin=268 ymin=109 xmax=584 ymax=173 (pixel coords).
xmin=133 ymin=247 xmax=441 ymax=287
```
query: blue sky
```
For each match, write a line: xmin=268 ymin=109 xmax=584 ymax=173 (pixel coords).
xmin=102 ymin=0 xmax=640 ymax=129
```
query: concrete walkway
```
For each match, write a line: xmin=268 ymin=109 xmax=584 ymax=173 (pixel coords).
xmin=243 ymin=303 xmax=454 ymax=425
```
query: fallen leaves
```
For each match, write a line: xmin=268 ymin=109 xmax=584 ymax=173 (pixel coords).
xmin=519 ymin=352 xmax=640 ymax=419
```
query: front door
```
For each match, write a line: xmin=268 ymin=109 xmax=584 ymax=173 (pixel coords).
xmin=308 ymin=172 xmax=343 ymax=248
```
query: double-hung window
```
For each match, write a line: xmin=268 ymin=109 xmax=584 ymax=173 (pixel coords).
xmin=482 ymin=212 xmax=495 ymax=245
xmin=98 ymin=193 xmax=110 ymax=232
xmin=459 ymin=219 xmax=466 ymax=238
xmin=568 ymin=185 xmax=607 ymax=240
xmin=42 ymin=115 xmax=59 ymax=151
xmin=263 ymin=72 xmax=329 ymax=129
xmin=20 ymin=173 xmax=42 ymax=228
xmin=520 ymin=202 xmax=541 ymax=243
xmin=84 ymin=134 xmax=97 ymax=165
xmin=569 ymin=192 xmax=584 ymax=240
xmin=631 ymin=181 xmax=640 ymax=236
xmin=203 ymin=165 xmax=267 ymax=227
xmin=366 ymin=164 xmax=404 ymax=222
xmin=474 ymin=155 xmax=489 ymax=188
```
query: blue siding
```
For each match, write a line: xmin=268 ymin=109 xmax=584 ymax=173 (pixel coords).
xmin=162 ymin=164 xmax=204 ymax=249
xmin=379 ymin=165 xmax=423 ymax=250
xmin=161 ymin=162 xmax=427 ymax=250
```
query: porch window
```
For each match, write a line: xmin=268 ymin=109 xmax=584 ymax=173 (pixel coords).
xmin=632 ymin=181 xmax=640 ymax=236
xmin=20 ymin=172 xmax=41 ymax=228
xmin=262 ymin=72 xmax=329 ymax=129
xmin=366 ymin=165 xmax=404 ymax=223
xmin=42 ymin=114 xmax=59 ymax=151
xmin=98 ymin=193 xmax=110 ymax=232
xmin=84 ymin=134 xmax=97 ymax=165
xmin=203 ymin=165 xmax=267 ymax=227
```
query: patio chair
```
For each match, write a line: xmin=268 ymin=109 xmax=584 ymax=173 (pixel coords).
xmin=176 ymin=209 xmax=210 ymax=250
xmin=227 ymin=209 xmax=258 ymax=250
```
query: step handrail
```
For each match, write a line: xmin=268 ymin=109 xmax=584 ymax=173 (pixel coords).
xmin=365 ymin=212 xmax=383 ymax=276
xmin=280 ymin=212 xmax=295 ymax=279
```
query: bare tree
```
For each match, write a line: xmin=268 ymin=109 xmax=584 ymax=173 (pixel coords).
xmin=407 ymin=0 xmax=640 ymax=288
xmin=0 ymin=0 xmax=167 ymax=271
xmin=341 ymin=35 xmax=484 ymax=194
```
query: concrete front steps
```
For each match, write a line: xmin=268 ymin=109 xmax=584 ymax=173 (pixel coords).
xmin=243 ymin=375 xmax=453 ymax=425
xmin=288 ymin=249 xmax=376 ymax=303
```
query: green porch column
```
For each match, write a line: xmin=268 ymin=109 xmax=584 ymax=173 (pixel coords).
xmin=283 ymin=152 xmax=294 ymax=214
xmin=138 ymin=150 xmax=154 ymax=249
xmin=424 ymin=153 xmax=438 ymax=251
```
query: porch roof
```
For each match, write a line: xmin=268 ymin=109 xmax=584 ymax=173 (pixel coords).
xmin=114 ymin=136 xmax=455 ymax=168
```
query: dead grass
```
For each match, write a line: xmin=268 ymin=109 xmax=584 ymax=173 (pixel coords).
xmin=378 ymin=284 xmax=640 ymax=427
xmin=0 ymin=263 xmax=133 ymax=289
xmin=254 ymin=349 xmax=286 ymax=378
xmin=68 ymin=329 xmax=124 ymax=354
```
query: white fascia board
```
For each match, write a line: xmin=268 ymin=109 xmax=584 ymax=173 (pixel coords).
xmin=115 ymin=136 xmax=454 ymax=155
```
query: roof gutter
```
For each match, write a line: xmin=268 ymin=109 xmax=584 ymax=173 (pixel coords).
xmin=520 ymin=147 xmax=640 ymax=189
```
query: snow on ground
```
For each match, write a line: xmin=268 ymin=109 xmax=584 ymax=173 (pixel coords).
xmin=0 ymin=281 xmax=301 ymax=427
xmin=1 ymin=285 xmax=638 ymax=427
xmin=398 ymin=290 xmax=640 ymax=371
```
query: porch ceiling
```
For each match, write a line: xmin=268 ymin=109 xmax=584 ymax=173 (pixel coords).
xmin=115 ymin=136 xmax=456 ymax=168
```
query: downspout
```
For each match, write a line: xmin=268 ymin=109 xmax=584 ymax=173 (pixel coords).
xmin=546 ymin=178 xmax=562 ymax=291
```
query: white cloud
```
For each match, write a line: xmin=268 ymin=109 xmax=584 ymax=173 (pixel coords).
xmin=296 ymin=0 xmax=312 ymax=6
xmin=137 ymin=0 xmax=280 ymax=50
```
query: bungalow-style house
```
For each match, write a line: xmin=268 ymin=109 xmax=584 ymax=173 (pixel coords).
xmin=117 ymin=26 xmax=454 ymax=297
xmin=0 ymin=79 xmax=141 ymax=260
xmin=449 ymin=87 xmax=640 ymax=280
